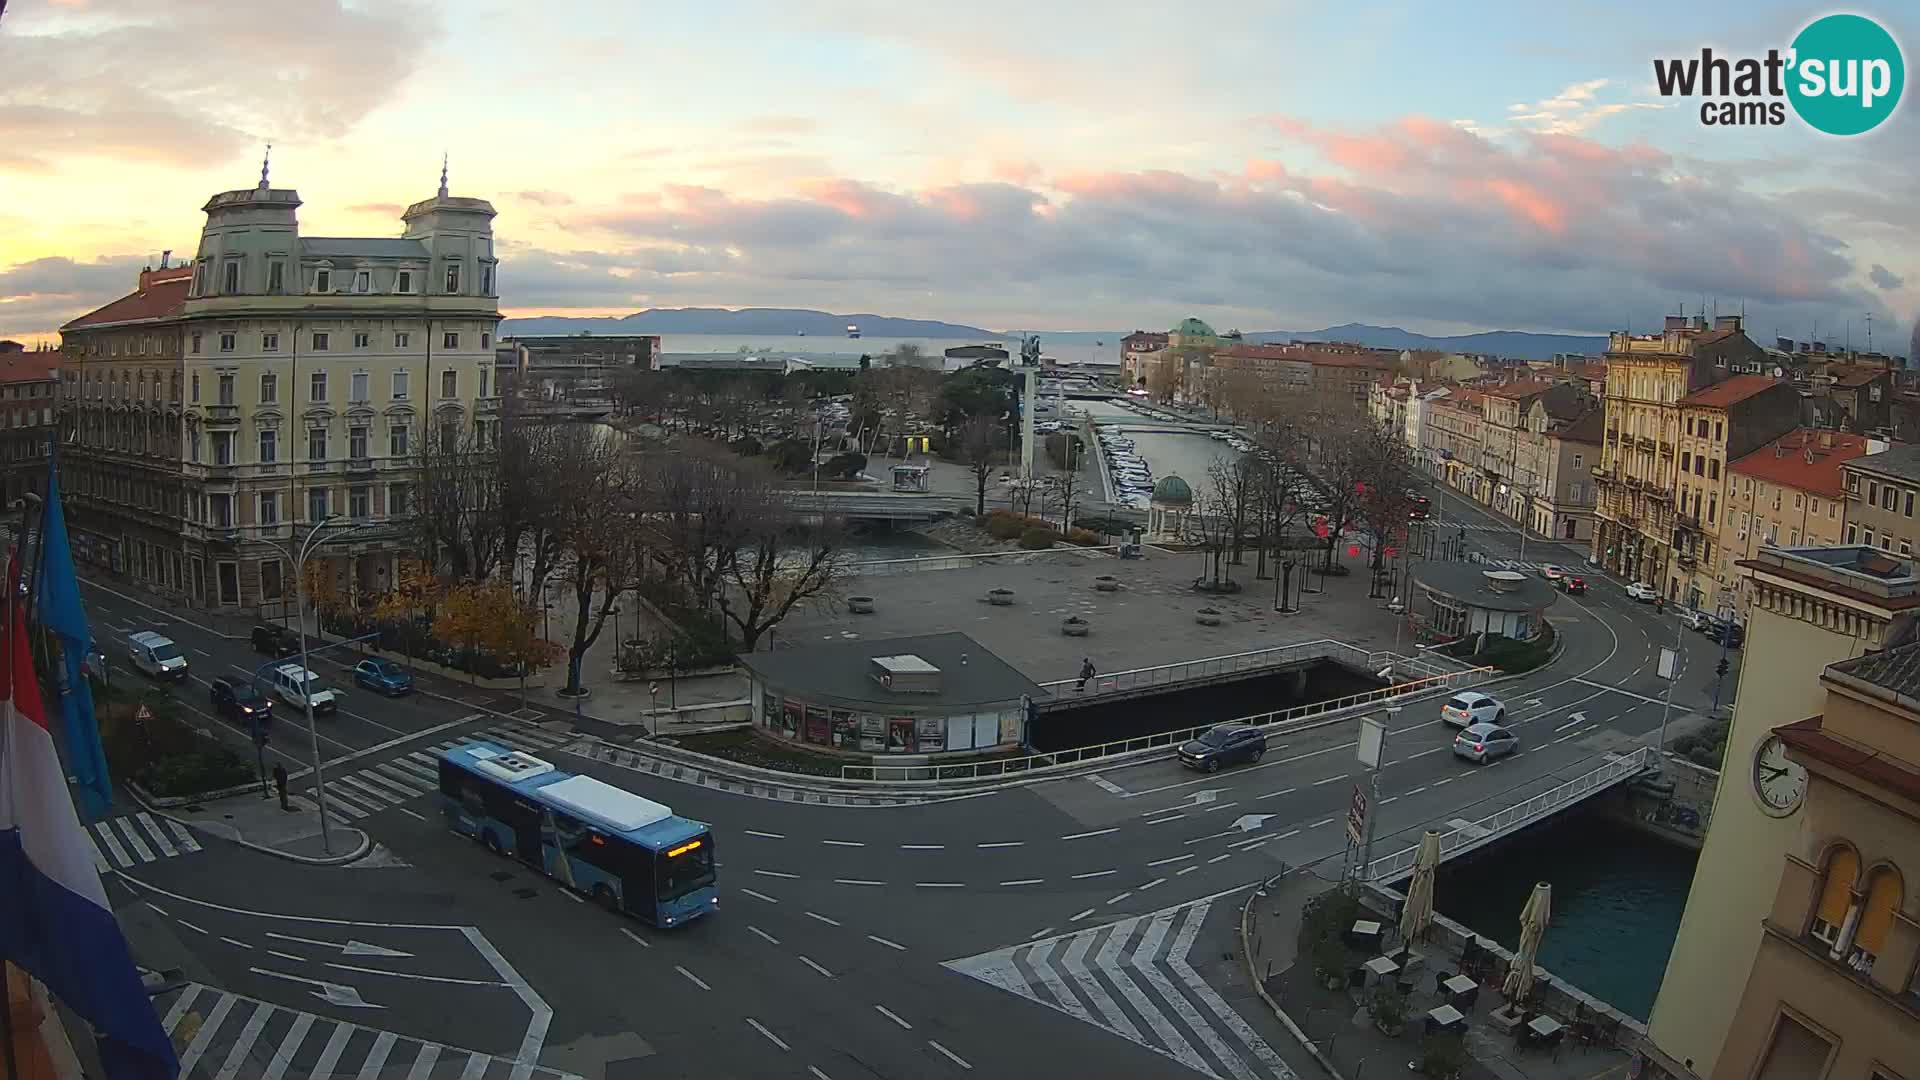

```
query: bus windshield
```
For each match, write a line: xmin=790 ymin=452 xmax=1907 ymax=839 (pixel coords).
xmin=657 ymin=834 xmax=716 ymax=901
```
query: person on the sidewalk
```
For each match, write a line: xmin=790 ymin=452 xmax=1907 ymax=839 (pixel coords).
xmin=271 ymin=764 xmax=290 ymax=812
xmin=1076 ymin=658 xmax=1096 ymax=691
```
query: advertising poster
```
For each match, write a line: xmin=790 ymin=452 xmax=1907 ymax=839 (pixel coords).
xmin=916 ymin=715 xmax=944 ymax=752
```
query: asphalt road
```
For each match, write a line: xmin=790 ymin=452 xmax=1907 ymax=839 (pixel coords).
xmin=85 ymin=497 xmax=1738 ymax=1080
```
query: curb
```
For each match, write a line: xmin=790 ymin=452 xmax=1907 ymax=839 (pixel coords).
xmin=124 ymin=783 xmax=374 ymax=867
xmin=1239 ymin=869 xmax=1347 ymax=1080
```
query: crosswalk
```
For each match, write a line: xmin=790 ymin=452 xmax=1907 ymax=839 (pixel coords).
xmin=315 ymin=722 xmax=577 ymax=822
xmin=84 ymin=812 xmax=204 ymax=872
xmin=944 ymin=898 xmax=1295 ymax=1080
xmin=158 ymin=982 xmax=581 ymax=1080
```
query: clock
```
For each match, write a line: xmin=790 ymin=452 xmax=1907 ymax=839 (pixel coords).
xmin=1752 ymin=735 xmax=1807 ymax=816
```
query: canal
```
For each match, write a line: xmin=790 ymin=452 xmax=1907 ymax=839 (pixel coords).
xmin=1429 ymin=804 xmax=1697 ymax=1021
xmin=1073 ymin=398 xmax=1241 ymax=500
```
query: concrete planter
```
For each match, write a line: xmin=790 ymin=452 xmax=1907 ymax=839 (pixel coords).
xmin=1093 ymin=575 xmax=1120 ymax=592
xmin=1195 ymin=607 xmax=1223 ymax=626
xmin=847 ymin=595 xmax=876 ymax=614
xmin=987 ymin=588 xmax=1016 ymax=606
xmin=1061 ymin=616 xmax=1090 ymax=637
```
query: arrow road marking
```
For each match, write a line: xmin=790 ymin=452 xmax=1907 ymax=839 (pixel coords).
xmin=1185 ymin=789 xmax=1225 ymax=806
xmin=264 ymin=933 xmax=413 ymax=959
xmin=1524 ymin=699 xmax=1543 ymax=708
xmin=247 ymin=967 xmax=383 ymax=1009
xmin=1555 ymin=712 xmax=1587 ymax=733
xmin=1228 ymin=814 xmax=1274 ymax=833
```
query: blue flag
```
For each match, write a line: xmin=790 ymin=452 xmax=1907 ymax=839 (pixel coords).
xmin=36 ymin=465 xmax=113 ymax=821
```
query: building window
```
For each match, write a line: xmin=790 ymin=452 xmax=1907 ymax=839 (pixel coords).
xmin=349 ymin=486 xmax=371 ymax=519
xmin=1708 ymin=459 xmax=1719 ymax=480
xmin=1848 ymin=473 xmax=1860 ymax=493
xmin=219 ymin=332 xmax=236 ymax=353
xmin=312 ymin=332 xmax=330 ymax=352
xmin=1681 ymin=451 xmax=1691 ymax=472
xmin=222 ymin=261 xmax=239 ymax=294
xmin=194 ymin=260 xmax=210 ymax=296
xmin=209 ymin=493 xmax=233 ymax=527
xmin=445 ymin=264 xmax=460 ymax=293
xmin=190 ymin=332 xmax=202 ymax=354
xmin=307 ymin=487 xmax=329 ymax=522
xmin=1572 ymin=453 xmax=1582 ymax=468
xmin=392 ymin=370 xmax=409 ymax=399
xmin=310 ymin=372 xmax=327 ymax=402
xmin=259 ymin=492 xmax=279 ymax=525
xmin=1707 ymin=494 xmax=1716 ymax=524
xmin=441 ymin=369 xmax=457 ymax=398
xmin=440 ymin=421 xmax=458 ymax=453
xmin=211 ymin=431 xmax=234 ymax=465
xmin=307 ymin=428 xmax=327 ymax=461
xmin=349 ymin=426 xmax=368 ymax=460
xmin=1870 ymin=480 xmax=1880 ymax=503
xmin=1886 ymin=486 xmax=1899 ymax=512
xmin=1907 ymin=491 xmax=1915 ymax=517
xmin=260 ymin=558 xmax=284 ymax=600
xmin=1865 ymin=528 xmax=1876 ymax=547
xmin=268 ymin=261 xmax=284 ymax=293
xmin=190 ymin=373 xmax=200 ymax=403
xmin=315 ymin=268 xmax=331 ymax=293
xmin=1852 ymin=866 xmax=1905 ymax=974
xmin=394 ymin=332 xmax=410 ymax=349
xmin=478 ymin=367 xmax=489 ymax=397
xmin=1848 ymin=523 xmax=1859 ymax=544
xmin=396 ymin=270 xmax=413 ymax=294
xmin=262 ymin=332 xmax=279 ymax=352
xmin=388 ymin=482 xmax=411 ymax=516
xmin=1714 ymin=421 xmax=1723 ymax=441
xmin=258 ymin=428 xmax=277 ymax=463
xmin=260 ymin=372 xmax=278 ymax=404
xmin=353 ymin=270 xmax=370 ymax=294
xmin=353 ymin=331 xmax=370 ymax=349
xmin=1810 ymin=497 xmax=1820 ymax=515
xmin=480 ymin=264 xmax=494 ymax=295
xmin=389 ymin=423 xmax=410 ymax=456
xmin=350 ymin=371 xmax=369 ymax=403
xmin=443 ymin=331 xmax=460 ymax=350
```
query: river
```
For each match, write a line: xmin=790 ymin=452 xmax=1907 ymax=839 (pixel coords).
xmin=1072 ymin=398 xmax=1241 ymax=501
xmin=1429 ymin=806 xmax=1697 ymax=1021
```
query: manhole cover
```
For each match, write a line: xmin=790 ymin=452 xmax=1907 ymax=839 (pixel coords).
xmin=512 ymin=887 xmax=538 ymax=900
xmin=489 ymin=871 xmax=514 ymax=883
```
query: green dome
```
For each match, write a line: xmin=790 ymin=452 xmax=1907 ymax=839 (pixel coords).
xmin=1170 ymin=317 xmax=1216 ymax=338
xmin=1152 ymin=475 xmax=1194 ymax=505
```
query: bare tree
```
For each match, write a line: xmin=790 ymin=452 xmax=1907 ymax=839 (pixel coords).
xmin=887 ymin=343 xmax=939 ymax=370
xmin=645 ymin=448 xmax=759 ymax=612
xmin=549 ymin=437 xmax=646 ymax=696
xmin=959 ymin=413 xmax=999 ymax=517
xmin=1046 ymin=437 xmax=1088 ymax=531
xmin=413 ymin=422 xmax=506 ymax=582
xmin=1344 ymin=419 xmax=1417 ymax=598
xmin=714 ymin=468 xmax=848 ymax=650
xmin=1191 ymin=457 xmax=1253 ymax=589
xmin=1146 ymin=357 xmax=1184 ymax=404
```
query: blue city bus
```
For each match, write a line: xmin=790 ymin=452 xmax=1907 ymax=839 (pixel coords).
xmin=436 ymin=741 xmax=718 ymax=927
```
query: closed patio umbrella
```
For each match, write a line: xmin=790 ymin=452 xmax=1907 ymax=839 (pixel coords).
xmin=1503 ymin=882 xmax=1552 ymax=1003
xmin=1398 ymin=830 xmax=1442 ymax=943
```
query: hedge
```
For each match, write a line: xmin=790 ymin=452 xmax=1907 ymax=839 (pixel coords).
xmin=1018 ymin=527 xmax=1059 ymax=550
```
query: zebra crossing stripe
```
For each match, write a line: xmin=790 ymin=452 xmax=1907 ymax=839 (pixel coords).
xmin=333 ymin=775 xmax=402 ymax=809
xmin=308 ymin=1021 xmax=357 ymax=1080
xmin=321 ymin=791 xmax=371 ymax=819
xmin=161 ymin=984 xmax=202 ymax=1033
xmin=168 ymin=817 xmax=203 ymax=853
xmin=405 ymin=1042 xmax=441 ymax=1080
xmin=1168 ymin=906 xmax=1293 ymax=1077
xmin=375 ymin=761 xmax=436 ymax=791
xmin=459 ymin=1053 xmax=494 ymax=1080
xmin=1024 ymin=940 xmax=1095 ymax=1025
xmin=1095 ymin=920 xmax=1209 ymax=1075
xmin=136 ymin=812 xmax=178 ymax=858
xmin=91 ymin=821 xmax=131 ymax=867
xmin=260 ymin=1012 xmax=314 ymax=1080
xmin=114 ymin=816 xmax=157 ymax=862
xmin=211 ymin=1000 xmax=274 ymax=1080
xmin=357 ymin=1030 xmax=399 ymax=1080
xmin=1061 ymin=929 xmax=1142 ymax=1043
xmin=1132 ymin=910 xmax=1255 ymax=1080
xmin=85 ymin=829 xmax=108 ymax=872
xmin=385 ymin=757 xmax=438 ymax=783
xmin=358 ymin=767 xmax=426 ymax=800
xmin=175 ymin=992 xmax=237 ymax=1077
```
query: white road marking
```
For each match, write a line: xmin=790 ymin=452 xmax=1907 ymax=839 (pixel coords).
xmin=1276 ymin=829 xmax=1301 ymax=840
xmin=1309 ymin=818 xmax=1333 ymax=828
xmin=798 ymin=956 xmax=835 ymax=979
xmin=1312 ymin=775 xmax=1345 ymax=786
xmin=561 ymin=890 xmax=585 ymax=904
xmin=1068 ymin=908 xmax=1096 ymax=922
xmin=1229 ymin=837 xmax=1269 ymax=850
xmin=754 ymin=869 xmax=799 ymax=879
xmin=1405 ymin=786 xmax=1428 ymax=796
xmin=928 ymin=1040 xmax=973 ymax=1070
xmin=1071 ymin=869 xmax=1116 ymax=880
xmin=1147 ymin=813 xmax=1186 ymax=824
xmin=1257 ymin=787 xmax=1296 ymax=799
xmin=178 ymin=919 xmax=208 ymax=935
xmin=1432 ymin=777 xmax=1454 ymax=786
xmin=1139 ymin=877 xmax=1166 ymax=890
xmin=1060 ymin=828 xmax=1118 ymax=840
xmin=1554 ymin=733 xmax=1578 ymax=743
xmin=1176 ymin=866 xmax=1198 ymax=876
xmin=874 ymin=1004 xmax=914 ymax=1030
xmin=915 ymin=882 xmax=965 ymax=888
xmin=900 ymin=844 xmax=945 ymax=851
xmin=1105 ymin=891 xmax=1133 ymax=905
xmin=1406 ymin=747 xmax=1444 ymax=759
xmin=675 ymin=965 xmax=711 ymax=991
xmin=1147 ymin=853 xmax=1193 ymax=867
xmin=393 ymin=806 xmax=427 ymax=822
xmin=144 ymin=901 xmax=169 ymax=916
xmin=219 ymin=937 xmax=253 ymax=950
xmin=976 ymin=841 xmax=1022 ymax=849
xmin=746 ymin=1018 xmax=790 ymax=1051
xmin=867 ymin=934 xmax=906 ymax=951
xmin=267 ymin=950 xmax=305 ymax=963
xmin=821 ymin=839 xmax=864 ymax=848
xmin=1197 ymin=801 xmax=1239 ymax=814
xmin=739 ymin=888 xmax=780 ymax=904
xmin=1027 ymin=927 xmax=1056 ymax=940
xmin=810 ymin=1067 xmax=834 ymax=1080
xmin=618 ymin=927 xmax=652 ymax=949
xmin=748 ymin=926 xmax=780 ymax=946
xmin=1207 ymin=853 xmax=1232 ymax=864
xmin=835 ymin=878 xmax=886 ymax=887
xmin=806 ymin=911 xmax=842 ymax=927
xmin=1000 ymin=878 xmax=1044 ymax=886
xmin=745 ymin=830 xmax=786 ymax=840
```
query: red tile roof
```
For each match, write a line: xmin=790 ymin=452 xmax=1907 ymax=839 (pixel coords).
xmin=1306 ymin=352 xmax=1393 ymax=370
xmin=1677 ymin=374 xmax=1787 ymax=409
xmin=1827 ymin=367 xmax=1886 ymax=388
xmin=1479 ymin=379 xmax=1555 ymax=400
xmin=61 ymin=267 xmax=192 ymax=330
xmin=1730 ymin=429 xmax=1874 ymax=498
xmin=0 ymin=350 xmax=62 ymax=384
xmin=1773 ymin=715 xmax=1920 ymax=803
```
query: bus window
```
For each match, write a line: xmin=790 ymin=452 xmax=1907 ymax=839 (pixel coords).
xmin=658 ymin=834 xmax=716 ymax=901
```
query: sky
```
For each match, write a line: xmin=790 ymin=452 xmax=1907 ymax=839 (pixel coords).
xmin=1 ymin=0 xmax=1916 ymax=350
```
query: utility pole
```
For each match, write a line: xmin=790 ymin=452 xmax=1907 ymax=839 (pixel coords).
xmin=1655 ymin=609 xmax=1685 ymax=761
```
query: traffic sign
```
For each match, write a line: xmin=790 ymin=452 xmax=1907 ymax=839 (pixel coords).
xmin=1346 ymin=784 xmax=1369 ymax=847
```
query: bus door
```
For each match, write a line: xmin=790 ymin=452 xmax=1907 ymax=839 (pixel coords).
xmin=509 ymin=796 xmax=543 ymax=865
xmin=624 ymin=850 xmax=658 ymax=923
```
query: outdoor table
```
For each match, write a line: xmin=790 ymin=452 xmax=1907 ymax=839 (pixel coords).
xmin=1363 ymin=955 xmax=1400 ymax=985
xmin=1443 ymin=974 xmax=1477 ymax=995
xmin=1425 ymin=1004 xmax=1466 ymax=1036
xmin=1348 ymin=920 xmax=1383 ymax=950
xmin=1527 ymin=1015 xmax=1564 ymax=1039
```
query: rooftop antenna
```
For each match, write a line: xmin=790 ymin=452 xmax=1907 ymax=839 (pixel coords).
xmin=258 ymin=142 xmax=272 ymax=190
xmin=438 ymin=152 xmax=449 ymax=199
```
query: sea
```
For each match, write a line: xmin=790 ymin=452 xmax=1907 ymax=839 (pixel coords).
xmin=655 ymin=333 xmax=1124 ymax=369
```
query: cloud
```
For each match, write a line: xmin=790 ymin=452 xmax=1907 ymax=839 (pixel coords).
xmin=347 ymin=202 xmax=405 ymax=217
xmin=514 ymin=190 xmax=576 ymax=207
xmin=0 ymin=254 xmax=148 ymax=340
xmin=1490 ymin=78 xmax=1666 ymax=136
xmin=1869 ymin=264 xmax=1904 ymax=290
xmin=0 ymin=1 xmax=436 ymax=171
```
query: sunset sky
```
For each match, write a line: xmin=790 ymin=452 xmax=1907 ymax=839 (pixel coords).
xmin=1 ymin=0 xmax=1915 ymax=348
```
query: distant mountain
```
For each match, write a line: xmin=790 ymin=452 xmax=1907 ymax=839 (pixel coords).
xmin=501 ymin=307 xmax=993 ymax=339
xmin=1248 ymin=323 xmax=1606 ymax=361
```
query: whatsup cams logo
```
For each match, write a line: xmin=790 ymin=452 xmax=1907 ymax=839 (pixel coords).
xmin=1653 ymin=13 xmax=1905 ymax=134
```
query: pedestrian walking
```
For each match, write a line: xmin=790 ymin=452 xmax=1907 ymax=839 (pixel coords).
xmin=271 ymin=763 xmax=290 ymax=812
xmin=1076 ymin=657 xmax=1096 ymax=692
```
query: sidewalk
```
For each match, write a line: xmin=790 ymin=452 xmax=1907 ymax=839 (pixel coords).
xmin=1245 ymin=872 xmax=1635 ymax=1080
xmin=153 ymin=787 xmax=372 ymax=864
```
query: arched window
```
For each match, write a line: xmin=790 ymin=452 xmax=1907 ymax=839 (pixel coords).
xmin=1850 ymin=866 xmax=1905 ymax=976
xmin=1811 ymin=845 xmax=1859 ymax=948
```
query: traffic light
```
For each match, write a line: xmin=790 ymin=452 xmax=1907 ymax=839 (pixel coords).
xmin=250 ymin=710 xmax=272 ymax=747
xmin=1716 ymin=657 xmax=1730 ymax=679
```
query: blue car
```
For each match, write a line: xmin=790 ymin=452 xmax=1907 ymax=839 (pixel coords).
xmin=353 ymin=658 xmax=414 ymax=696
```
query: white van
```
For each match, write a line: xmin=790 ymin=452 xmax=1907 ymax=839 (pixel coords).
xmin=270 ymin=664 xmax=340 ymax=715
xmin=127 ymin=631 xmax=189 ymax=682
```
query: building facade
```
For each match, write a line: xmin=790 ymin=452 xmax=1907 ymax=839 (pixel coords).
xmin=59 ymin=170 xmax=502 ymax=612
xmin=1668 ymin=376 xmax=1803 ymax=610
xmin=497 ymin=333 xmax=659 ymax=400
xmin=1841 ymin=445 xmax=1920 ymax=560
xmin=1520 ymin=393 xmax=1602 ymax=543
xmin=1649 ymin=544 xmax=1920 ymax=1077
xmin=1716 ymin=431 xmax=1871 ymax=616
xmin=1120 ymin=330 xmax=1168 ymax=386
xmin=0 ymin=343 xmax=60 ymax=507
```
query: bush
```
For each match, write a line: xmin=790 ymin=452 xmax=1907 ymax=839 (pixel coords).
xmin=730 ymin=435 xmax=763 ymax=457
xmin=631 ymin=578 xmax=740 ymax=669
xmin=1473 ymin=624 xmax=1555 ymax=674
xmin=144 ymin=749 xmax=254 ymax=799
xmin=1018 ymin=527 xmax=1059 ymax=550
xmin=1073 ymin=516 xmax=1133 ymax=537
xmin=1297 ymin=888 xmax=1362 ymax=957
xmin=1420 ymin=1033 xmax=1467 ymax=1079
xmin=1369 ymin=985 xmax=1408 ymax=1031
xmin=987 ymin=516 xmax=1027 ymax=540
xmin=1065 ymin=527 xmax=1101 ymax=547
xmin=825 ymin=450 xmax=868 ymax=479
xmin=320 ymin=610 xmax=527 ymax=679
xmin=768 ymin=438 xmax=814 ymax=474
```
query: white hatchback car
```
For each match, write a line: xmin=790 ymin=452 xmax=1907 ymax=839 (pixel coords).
xmin=1625 ymin=581 xmax=1659 ymax=602
xmin=1441 ymin=691 xmax=1505 ymax=728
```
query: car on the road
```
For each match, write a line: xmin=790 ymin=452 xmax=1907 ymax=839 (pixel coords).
xmin=208 ymin=675 xmax=272 ymax=724
xmin=1540 ymin=565 xmax=1567 ymax=582
xmin=353 ymin=658 xmax=414 ymax=696
xmin=1177 ymin=723 xmax=1267 ymax=772
xmin=1560 ymin=575 xmax=1587 ymax=595
xmin=250 ymin=623 xmax=301 ymax=659
xmin=1703 ymin=615 xmax=1746 ymax=648
xmin=1625 ymin=582 xmax=1659 ymax=603
xmin=269 ymin=663 xmax=339 ymax=716
xmin=1440 ymin=691 xmax=1505 ymax=728
xmin=126 ymin=631 xmax=189 ymax=683
xmin=1679 ymin=607 xmax=1716 ymax=632
xmin=1452 ymin=721 xmax=1519 ymax=764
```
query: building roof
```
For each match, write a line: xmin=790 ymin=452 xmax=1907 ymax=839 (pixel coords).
xmin=1675 ymin=374 xmax=1785 ymax=409
xmin=1171 ymin=317 xmax=1216 ymax=337
xmin=0 ymin=350 xmax=61 ymax=384
xmin=1556 ymin=409 xmax=1604 ymax=445
xmin=1827 ymin=366 xmax=1887 ymax=388
xmin=1123 ymin=331 xmax=1169 ymax=346
xmin=738 ymin=632 xmax=1046 ymax=711
xmin=1479 ymin=379 xmax=1553 ymax=400
xmin=1729 ymin=429 xmax=1872 ymax=498
xmin=1772 ymin=714 xmax=1920 ymax=804
xmin=1412 ymin=564 xmax=1559 ymax=612
xmin=1307 ymin=352 xmax=1392 ymax=371
xmin=1153 ymin=474 xmax=1194 ymax=504
xmin=1845 ymin=443 xmax=1920 ymax=483
xmin=301 ymin=237 xmax=432 ymax=260
xmin=62 ymin=269 xmax=191 ymax=329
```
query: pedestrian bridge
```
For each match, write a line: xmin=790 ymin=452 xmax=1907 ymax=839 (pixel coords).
xmin=779 ymin=490 xmax=965 ymax=522
xmin=1363 ymin=746 xmax=1656 ymax=884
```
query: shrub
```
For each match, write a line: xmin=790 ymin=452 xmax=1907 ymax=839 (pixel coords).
xmin=1368 ymin=985 xmax=1408 ymax=1031
xmin=987 ymin=516 xmax=1028 ymax=540
xmin=1073 ymin=515 xmax=1133 ymax=537
xmin=1018 ymin=527 xmax=1059 ymax=550
xmin=145 ymin=749 xmax=254 ymax=799
xmin=730 ymin=435 xmax=763 ymax=457
xmin=1420 ymin=1033 xmax=1467 ymax=1079
xmin=825 ymin=451 xmax=868 ymax=479
xmin=1065 ymin=527 xmax=1101 ymax=546
xmin=1297 ymin=888 xmax=1361 ymax=956
xmin=768 ymin=438 xmax=814 ymax=473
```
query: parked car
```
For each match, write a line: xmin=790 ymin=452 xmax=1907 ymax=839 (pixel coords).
xmin=1440 ymin=691 xmax=1504 ymax=728
xmin=208 ymin=675 xmax=272 ymax=724
xmin=269 ymin=664 xmax=339 ymax=716
xmin=250 ymin=623 xmax=301 ymax=659
xmin=1177 ymin=723 xmax=1268 ymax=772
xmin=1452 ymin=722 xmax=1519 ymax=764
xmin=353 ymin=658 xmax=414 ymax=696
xmin=1680 ymin=607 xmax=1716 ymax=632
xmin=127 ymin=631 xmax=189 ymax=683
xmin=1540 ymin=565 xmax=1567 ymax=582
xmin=1625 ymin=582 xmax=1659 ymax=603
xmin=1703 ymin=616 xmax=1745 ymax=648
xmin=1560 ymin=576 xmax=1587 ymax=595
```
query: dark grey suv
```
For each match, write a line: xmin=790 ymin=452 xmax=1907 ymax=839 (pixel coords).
xmin=1178 ymin=724 xmax=1267 ymax=772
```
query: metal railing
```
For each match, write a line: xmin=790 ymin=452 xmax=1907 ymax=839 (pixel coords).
xmin=1036 ymin=639 xmax=1372 ymax=698
xmin=839 ymin=661 xmax=1495 ymax=782
xmin=845 ymin=546 xmax=1120 ymax=577
xmin=1364 ymin=746 xmax=1653 ymax=882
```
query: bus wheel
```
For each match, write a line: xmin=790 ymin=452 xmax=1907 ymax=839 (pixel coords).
xmin=592 ymin=884 xmax=619 ymax=912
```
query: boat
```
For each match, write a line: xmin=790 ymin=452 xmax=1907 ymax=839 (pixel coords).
xmin=846 ymin=323 xmax=861 ymax=338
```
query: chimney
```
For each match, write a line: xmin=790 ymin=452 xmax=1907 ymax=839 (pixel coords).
xmin=1664 ymin=315 xmax=1688 ymax=332
xmin=1715 ymin=314 xmax=1743 ymax=333
xmin=159 ymin=249 xmax=171 ymax=269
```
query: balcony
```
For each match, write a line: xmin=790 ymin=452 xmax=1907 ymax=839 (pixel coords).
xmin=252 ymin=462 xmax=285 ymax=478
xmin=346 ymin=457 xmax=375 ymax=475
xmin=1605 ymin=430 xmax=1620 ymax=442
xmin=1676 ymin=551 xmax=1697 ymax=569
xmin=1676 ymin=510 xmax=1702 ymax=532
xmin=1658 ymin=442 xmax=1674 ymax=456
xmin=203 ymin=404 xmax=241 ymax=426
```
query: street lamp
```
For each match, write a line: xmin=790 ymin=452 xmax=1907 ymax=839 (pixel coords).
xmin=254 ymin=515 xmax=375 ymax=855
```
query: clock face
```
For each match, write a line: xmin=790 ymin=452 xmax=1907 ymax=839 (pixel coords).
xmin=1752 ymin=735 xmax=1807 ymax=816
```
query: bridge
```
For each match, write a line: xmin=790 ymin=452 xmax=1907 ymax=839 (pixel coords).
xmin=778 ymin=489 xmax=966 ymax=522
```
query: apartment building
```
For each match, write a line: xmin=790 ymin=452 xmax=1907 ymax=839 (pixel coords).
xmin=1119 ymin=330 xmax=1167 ymax=386
xmin=1667 ymin=376 xmax=1802 ymax=610
xmin=1592 ymin=314 xmax=1770 ymax=600
xmin=1475 ymin=380 xmax=1552 ymax=520
xmin=1426 ymin=390 xmax=1485 ymax=498
xmin=1649 ymin=545 xmax=1920 ymax=1077
xmin=1716 ymin=431 xmax=1873 ymax=616
xmin=1710 ymin=629 xmax=1920 ymax=1077
xmin=1841 ymin=445 xmax=1920 ymax=559
xmin=59 ymin=168 xmax=501 ymax=611
xmin=0 ymin=343 xmax=60 ymax=507
xmin=1518 ymin=392 xmax=1602 ymax=543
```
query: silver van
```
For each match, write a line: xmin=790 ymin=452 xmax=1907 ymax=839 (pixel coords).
xmin=127 ymin=631 xmax=189 ymax=682
xmin=269 ymin=663 xmax=339 ymax=715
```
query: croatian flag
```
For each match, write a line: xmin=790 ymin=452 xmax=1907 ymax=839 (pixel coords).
xmin=0 ymin=561 xmax=179 ymax=1080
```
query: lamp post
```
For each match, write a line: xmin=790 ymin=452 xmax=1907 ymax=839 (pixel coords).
xmin=254 ymin=515 xmax=374 ymax=856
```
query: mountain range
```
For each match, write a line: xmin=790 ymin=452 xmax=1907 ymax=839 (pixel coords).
xmin=498 ymin=308 xmax=1608 ymax=361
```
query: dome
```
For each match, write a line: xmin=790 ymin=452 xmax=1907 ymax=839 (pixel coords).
xmin=1152 ymin=474 xmax=1194 ymax=505
xmin=1170 ymin=317 xmax=1216 ymax=338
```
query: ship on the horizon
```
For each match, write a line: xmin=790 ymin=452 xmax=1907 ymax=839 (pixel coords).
xmin=846 ymin=323 xmax=861 ymax=338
